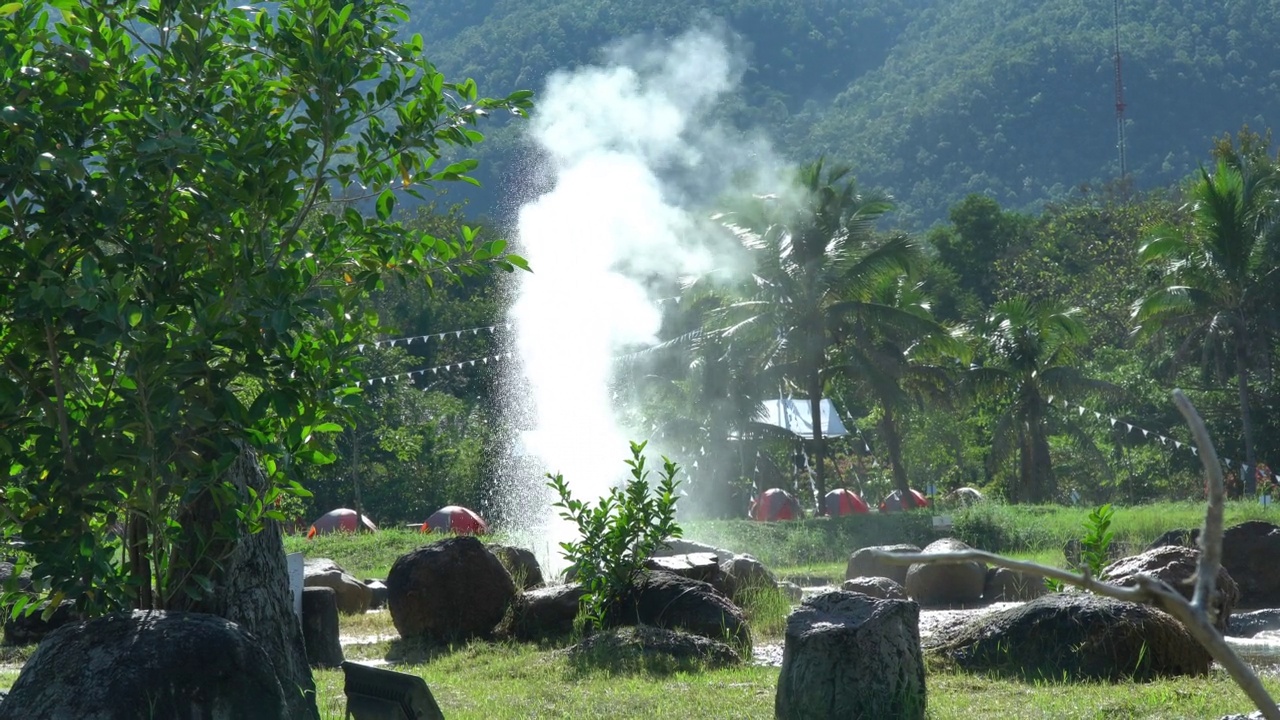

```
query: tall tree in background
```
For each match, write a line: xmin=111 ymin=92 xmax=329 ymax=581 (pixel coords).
xmin=1133 ymin=158 xmax=1280 ymax=494
xmin=829 ymin=275 xmax=962 ymax=507
xmin=0 ymin=0 xmax=528 ymax=712
xmin=971 ymin=299 xmax=1111 ymax=503
xmin=713 ymin=160 xmax=916 ymax=511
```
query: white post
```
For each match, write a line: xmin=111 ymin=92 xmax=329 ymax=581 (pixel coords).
xmin=287 ymin=552 xmax=304 ymax=621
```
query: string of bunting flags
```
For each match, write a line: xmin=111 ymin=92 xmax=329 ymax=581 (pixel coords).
xmin=353 ymin=352 xmax=507 ymax=387
xmin=1048 ymin=394 xmax=1280 ymax=484
xmin=357 ymin=323 xmax=507 ymax=352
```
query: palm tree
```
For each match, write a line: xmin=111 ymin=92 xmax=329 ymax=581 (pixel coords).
xmin=971 ymin=298 xmax=1113 ymax=503
xmin=711 ymin=159 xmax=919 ymax=510
xmin=829 ymin=275 xmax=966 ymax=508
xmin=1133 ymin=159 xmax=1280 ymax=494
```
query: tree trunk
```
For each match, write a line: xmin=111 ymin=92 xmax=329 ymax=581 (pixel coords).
xmin=1029 ymin=428 xmax=1055 ymax=504
xmin=1235 ymin=329 xmax=1257 ymax=495
xmin=168 ymin=443 xmax=319 ymax=720
xmin=879 ymin=408 xmax=913 ymax=510
xmin=808 ymin=382 xmax=826 ymax=514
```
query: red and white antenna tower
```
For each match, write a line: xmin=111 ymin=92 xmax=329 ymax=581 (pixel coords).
xmin=1112 ymin=0 xmax=1127 ymax=177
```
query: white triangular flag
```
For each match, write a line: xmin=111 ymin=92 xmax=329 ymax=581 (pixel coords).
xmin=1142 ymin=429 xmax=1149 ymax=437
xmin=1175 ymin=441 xmax=1182 ymax=449
xmin=1078 ymin=406 xmax=1086 ymax=416
xmin=1094 ymin=411 xmax=1102 ymax=420
xmin=1109 ymin=417 xmax=1117 ymax=427
xmin=357 ymin=344 xmax=365 ymax=352
xmin=455 ymin=331 xmax=462 ymax=338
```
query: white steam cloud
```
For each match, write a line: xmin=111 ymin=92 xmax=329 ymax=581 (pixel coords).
xmin=501 ymin=27 xmax=779 ymax=561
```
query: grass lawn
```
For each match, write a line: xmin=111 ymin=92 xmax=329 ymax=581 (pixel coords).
xmin=306 ymin=607 xmax=1279 ymax=720
xmin=8 ymin=501 xmax=1280 ymax=717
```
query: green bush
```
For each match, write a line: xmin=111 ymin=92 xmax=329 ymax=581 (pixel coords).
xmin=548 ymin=441 xmax=682 ymax=628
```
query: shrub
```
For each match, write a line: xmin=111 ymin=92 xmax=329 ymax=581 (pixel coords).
xmin=548 ymin=441 xmax=681 ymax=628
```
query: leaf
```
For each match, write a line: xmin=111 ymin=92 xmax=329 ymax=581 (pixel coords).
xmin=0 ymin=3 xmax=21 ymax=16
xmin=375 ymin=188 xmax=395 ymax=221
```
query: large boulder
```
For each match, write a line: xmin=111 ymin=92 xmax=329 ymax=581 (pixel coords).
xmin=386 ymin=536 xmax=516 ymax=643
xmin=925 ymin=593 xmax=1210 ymax=680
xmin=569 ymin=625 xmax=741 ymax=670
xmin=490 ymin=545 xmax=545 ymax=590
xmin=511 ymin=583 xmax=587 ymax=641
xmin=301 ymin=587 xmax=344 ymax=669
xmin=613 ymin=571 xmax=750 ymax=649
xmin=905 ymin=538 xmax=986 ymax=607
xmin=1099 ymin=545 xmax=1239 ymax=632
xmin=0 ymin=610 xmax=287 ymax=720
xmin=984 ymin=567 xmax=1047 ymax=602
xmin=842 ymin=576 xmax=907 ymax=601
xmin=304 ymin=558 xmax=372 ymax=615
xmin=845 ymin=544 xmax=921 ymax=586
xmin=775 ymin=590 xmax=926 ymax=720
xmin=1218 ymin=522 xmax=1280 ymax=608
xmin=1144 ymin=522 xmax=1280 ymax=607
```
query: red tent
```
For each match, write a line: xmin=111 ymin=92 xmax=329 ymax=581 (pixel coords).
xmin=749 ymin=488 xmax=802 ymax=522
xmin=878 ymin=489 xmax=929 ymax=513
xmin=824 ymin=488 xmax=870 ymax=516
xmin=307 ymin=508 xmax=378 ymax=538
xmin=421 ymin=505 xmax=488 ymax=535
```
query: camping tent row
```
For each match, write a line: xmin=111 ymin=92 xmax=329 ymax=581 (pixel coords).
xmin=748 ymin=488 xmax=930 ymax=521
xmin=307 ymin=506 xmax=488 ymax=537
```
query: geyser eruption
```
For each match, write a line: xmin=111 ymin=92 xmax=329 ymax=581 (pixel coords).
xmin=498 ymin=28 xmax=762 ymax=561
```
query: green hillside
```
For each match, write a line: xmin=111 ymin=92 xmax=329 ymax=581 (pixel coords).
xmin=401 ymin=0 xmax=1280 ymax=226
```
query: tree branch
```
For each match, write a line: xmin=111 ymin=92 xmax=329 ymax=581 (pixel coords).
xmin=872 ymin=389 xmax=1279 ymax=720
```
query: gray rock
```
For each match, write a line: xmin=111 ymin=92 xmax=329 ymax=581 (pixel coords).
xmin=645 ymin=553 xmax=721 ymax=586
xmin=304 ymin=558 xmax=372 ymax=615
xmin=512 ymin=583 xmax=586 ymax=641
xmin=778 ymin=581 xmax=804 ymax=602
xmin=905 ymin=538 xmax=986 ymax=607
xmin=776 ymin=590 xmax=925 ymax=720
xmin=984 ymin=567 xmax=1047 ymax=602
xmin=0 ymin=610 xmax=287 ymax=720
xmin=363 ymin=579 xmax=389 ymax=610
xmin=845 ymin=544 xmax=921 ymax=586
xmin=719 ymin=554 xmax=778 ymax=600
xmin=490 ymin=545 xmax=545 ymax=590
xmin=1227 ymin=609 xmax=1280 ymax=638
xmin=655 ymin=538 xmax=731 ymax=559
xmin=842 ymin=576 xmax=907 ymax=600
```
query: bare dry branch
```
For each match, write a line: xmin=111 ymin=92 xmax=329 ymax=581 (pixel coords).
xmin=869 ymin=390 xmax=1278 ymax=719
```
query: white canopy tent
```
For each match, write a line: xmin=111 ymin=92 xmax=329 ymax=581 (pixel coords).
xmin=756 ymin=398 xmax=849 ymax=441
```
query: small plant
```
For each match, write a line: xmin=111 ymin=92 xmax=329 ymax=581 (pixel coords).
xmin=1045 ymin=503 xmax=1115 ymax=592
xmin=547 ymin=441 xmax=682 ymax=629
xmin=1080 ymin=503 xmax=1116 ymax=577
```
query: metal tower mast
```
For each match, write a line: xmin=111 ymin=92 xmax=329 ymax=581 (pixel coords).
xmin=1113 ymin=0 xmax=1127 ymax=177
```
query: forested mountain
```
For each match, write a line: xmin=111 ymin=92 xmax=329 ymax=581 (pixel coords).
xmin=402 ymin=0 xmax=1280 ymax=226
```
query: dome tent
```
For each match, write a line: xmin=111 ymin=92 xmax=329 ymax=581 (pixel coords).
xmin=307 ymin=508 xmax=378 ymax=538
xmin=421 ymin=505 xmax=488 ymax=535
xmin=878 ymin=489 xmax=929 ymax=513
xmin=824 ymin=488 xmax=870 ymax=516
xmin=749 ymin=488 xmax=802 ymax=522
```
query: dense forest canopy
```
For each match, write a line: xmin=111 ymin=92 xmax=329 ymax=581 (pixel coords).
xmin=400 ymin=0 xmax=1280 ymax=227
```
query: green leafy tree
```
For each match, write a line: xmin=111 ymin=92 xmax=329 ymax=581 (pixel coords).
xmin=0 ymin=0 xmax=528 ymax=709
xmin=829 ymin=275 xmax=964 ymax=507
xmin=713 ymin=159 xmax=917 ymax=510
xmin=970 ymin=298 xmax=1113 ymax=503
xmin=926 ymin=194 xmax=1031 ymax=318
xmin=1133 ymin=158 xmax=1280 ymax=493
